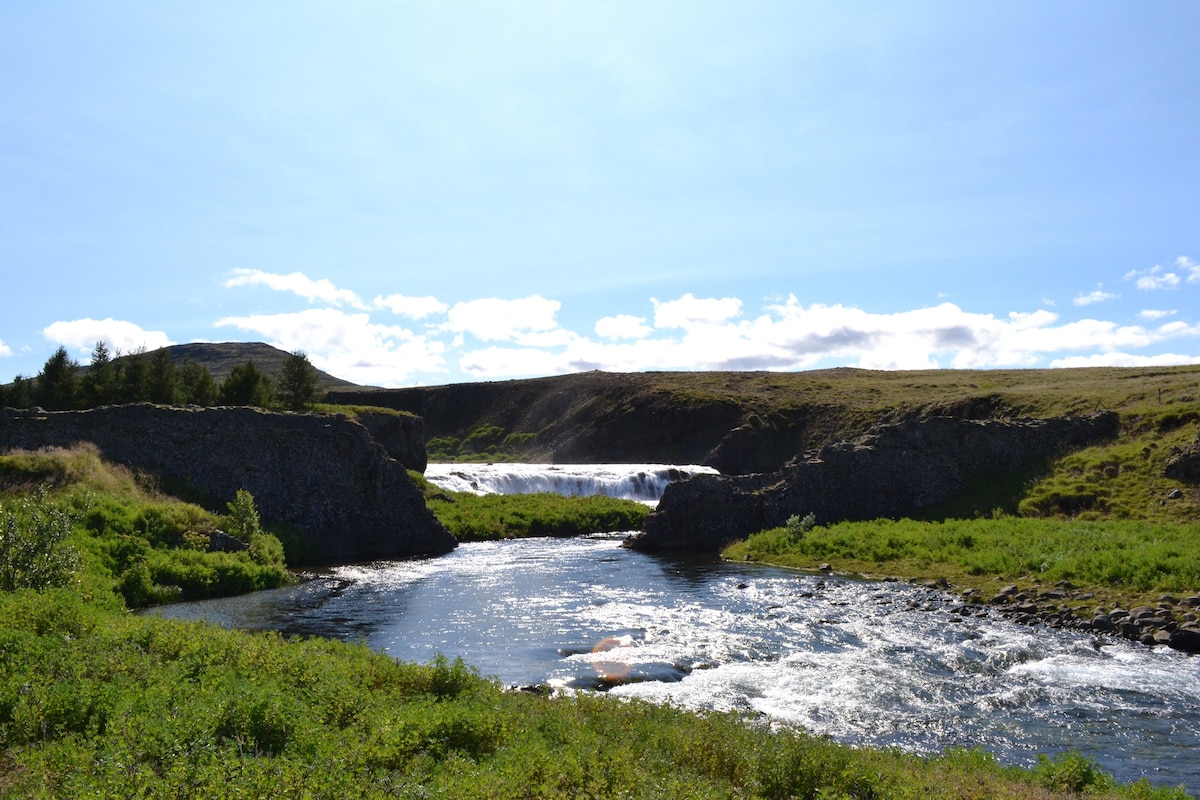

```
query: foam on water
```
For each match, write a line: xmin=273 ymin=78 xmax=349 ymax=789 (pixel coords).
xmin=424 ymin=462 xmax=717 ymax=504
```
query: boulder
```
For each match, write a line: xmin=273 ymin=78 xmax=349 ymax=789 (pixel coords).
xmin=1168 ymin=628 xmax=1200 ymax=655
xmin=1164 ymin=439 xmax=1200 ymax=484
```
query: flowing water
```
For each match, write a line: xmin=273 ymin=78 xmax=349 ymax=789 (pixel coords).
xmin=423 ymin=462 xmax=717 ymax=504
xmin=153 ymin=465 xmax=1200 ymax=793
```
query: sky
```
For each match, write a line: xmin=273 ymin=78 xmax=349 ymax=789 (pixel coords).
xmin=2 ymin=2 xmax=1199 ymax=388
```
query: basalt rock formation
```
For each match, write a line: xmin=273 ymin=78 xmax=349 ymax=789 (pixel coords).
xmin=0 ymin=404 xmax=455 ymax=562
xmin=354 ymin=411 xmax=428 ymax=473
xmin=627 ymin=411 xmax=1120 ymax=553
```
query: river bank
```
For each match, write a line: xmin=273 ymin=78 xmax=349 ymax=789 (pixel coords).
xmin=723 ymin=516 xmax=1200 ymax=657
xmin=152 ymin=536 xmax=1200 ymax=795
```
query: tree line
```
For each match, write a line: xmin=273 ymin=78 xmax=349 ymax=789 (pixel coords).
xmin=0 ymin=343 xmax=323 ymax=412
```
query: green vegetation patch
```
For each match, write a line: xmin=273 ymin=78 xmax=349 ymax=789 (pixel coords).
xmin=427 ymin=425 xmax=541 ymax=462
xmin=728 ymin=516 xmax=1200 ymax=610
xmin=313 ymin=402 xmax=417 ymax=418
xmin=1 ymin=445 xmax=290 ymax=609
xmin=1019 ymin=420 xmax=1200 ymax=523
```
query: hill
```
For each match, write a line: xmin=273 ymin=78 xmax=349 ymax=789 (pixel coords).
xmin=328 ymin=364 xmax=1200 ymax=469
xmin=138 ymin=341 xmax=361 ymax=390
xmin=1 ymin=341 xmax=362 ymax=397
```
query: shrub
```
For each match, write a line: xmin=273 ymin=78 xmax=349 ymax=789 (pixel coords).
xmin=0 ymin=488 xmax=81 ymax=592
xmin=784 ymin=512 xmax=816 ymax=545
xmin=224 ymin=489 xmax=263 ymax=541
xmin=1034 ymin=750 xmax=1115 ymax=794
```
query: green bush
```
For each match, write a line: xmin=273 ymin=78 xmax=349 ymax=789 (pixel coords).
xmin=0 ymin=489 xmax=81 ymax=592
xmin=1034 ymin=750 xmax=1115 ymax=794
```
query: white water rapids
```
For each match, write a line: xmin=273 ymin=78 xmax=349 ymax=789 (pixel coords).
xmin=424 ymin=462 xmax=717 ymax=504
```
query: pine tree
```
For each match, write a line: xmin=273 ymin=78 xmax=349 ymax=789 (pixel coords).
xmin=2 ymin=376 xmax=34 ymax=408
xmin=82 ymin=341 xmax=119 ymax=407
xmin=121 ymin=347 xmax=150 ymax=403
xmin=147 ymin=348 xmax=179 ymax=405
xmin=34 ymin=347 xmax=79 ymax=410
xmin=179 ymin=360 xmax=218 ymax=406
xmin=275 ymin=350 xmax=321 ymax=411
xmin=220 ymin=360 xmax=273 ymax=408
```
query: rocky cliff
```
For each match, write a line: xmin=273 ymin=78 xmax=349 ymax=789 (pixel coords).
xmin=353 ymin=411 xmax=428 ymax=473
xmin=330 ymin=372 xmax=847 ymax=473
xmin=627 ymin=411 xmax=1121 ymax=553
xmin=0 ymin=405 xmax=455 ymax=562
xmin=328 ymin=366 xmax=1157 ymax=475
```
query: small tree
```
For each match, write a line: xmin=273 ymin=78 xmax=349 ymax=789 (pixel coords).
xmin=275 ymin=350 xmax=321 ymax=411
xmin=223 ymin=489 xmax=284 ymax=567
xmin=121 ymin=347 xmax=151 ymax=403
xmin=33 ymin=346 xmax=80 ymax=410
xmin=220 ymin=360 xmax=273 ymax=407
xmin=225 ymin=489 xmax=264 ymax=541
xmin=0 ymin=488 xmax=81 ymax=592
xmin=147 ymin=348 xmax=179 ymax=405
xmin=82 ymin=340 xmax=120 ymax=407
xmin=2 ymin=375 xmax=34 ymax=409
xmin=179 ymin=360 xmax=218 ymax=406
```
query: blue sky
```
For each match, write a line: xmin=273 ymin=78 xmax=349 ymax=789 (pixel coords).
xmin=2 ymin=2 xmax=1198 ymax=387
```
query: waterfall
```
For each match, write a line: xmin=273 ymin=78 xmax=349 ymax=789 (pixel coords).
xmin=424 ymin=463 xmax=717 ymax=504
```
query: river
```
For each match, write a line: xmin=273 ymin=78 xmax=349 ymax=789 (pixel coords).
xmin=153 ymin=464 xmax=1200 ymax=794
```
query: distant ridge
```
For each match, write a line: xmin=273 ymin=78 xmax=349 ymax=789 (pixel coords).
xmin=1 ymin=341 xmax=366 ymax=396
xmin=155 ymin=342 xmax=362 ymax=390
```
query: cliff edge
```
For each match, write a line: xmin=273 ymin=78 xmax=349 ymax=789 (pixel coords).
xmin=627 ymin=411 xmax=1121 ymax=553
xmin=0 ymin=404 xmax=455 ymax=562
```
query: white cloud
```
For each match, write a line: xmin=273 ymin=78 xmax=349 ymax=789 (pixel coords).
xmin=1177 ymin=255 xmax=1200 ymax=283
xmin=42 ymin=318 xmax=174 ymax=360
xmin=1073 ymin=285 xmax=1118 ymax=306
xmin=652 ymin=293 xmax=742 ymax=329
xmin=444 ymin=296 xmax=563 ymax=342
xmin=1125 ymin=264 xmax=1182 ymax=291
xmin=595 ymin=314 xmax=652 ymax=340
xmin=223 ymin=269 xmax=368 ymax=309
xmin=373 ymin=294 xmax=449 ymax=319
xmin=202 ymin=279 xmax=1200 ymax=384
xmin=1050 ymin=352 xmax=1200 ymax=368
xmin=451 ymin=293 xmax=1200 ymax=380
xmin=1139 ymin=309 xmax=1176 ymax=321
xmin=214 ymin=307 xmax=445 ymax=386
xmin=459 ymin=346 xmax=571 ymax=377
xmin=0 ymin=339 xmax=11 ymax=358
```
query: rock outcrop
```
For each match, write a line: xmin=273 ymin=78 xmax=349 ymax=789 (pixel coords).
xmin=354 ymin=411 xmax=428 ymax=473
xmin=628 ymin=411 xmax=1120 ymax=553
xmin=0 ymin=405 xmax=455 ymax=562
xmin=1164 ymin=437 xmax=1200 ymax=484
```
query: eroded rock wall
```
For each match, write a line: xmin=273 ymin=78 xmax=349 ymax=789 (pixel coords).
xmin=354 ymin=411 xmax=427 ymax=473
xmin=0 ymin=405 xmax=455 ymax=562
xmin=628 ymin=411 xmax=1120 ymax=553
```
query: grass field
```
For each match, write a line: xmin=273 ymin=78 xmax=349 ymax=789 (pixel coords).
xmin=726 ymin=516 xmax=1200 ymax=612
